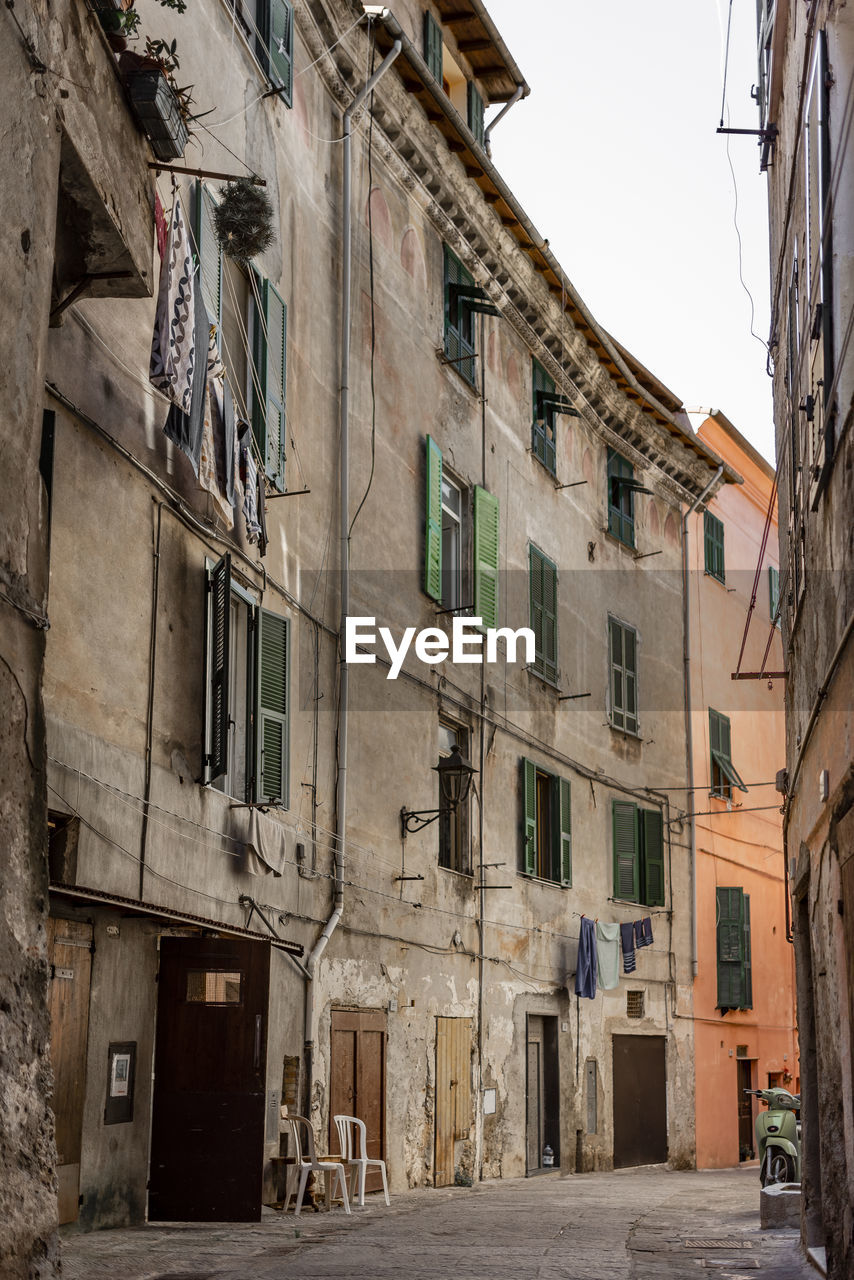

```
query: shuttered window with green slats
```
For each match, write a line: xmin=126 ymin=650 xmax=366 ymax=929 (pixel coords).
xmin=521 ymin=758 xmax=571 ymax=885
xmin=611 ymin=799 xmax=665 ymax=906
xmin=424 ymin=435 xmax=443 ymax=601
xmin=467 ymin=81 xmax=485 ymax=147
xmin=261 ymin=0 xmax=294 ymax=105
xmin=256 ymin=609 xmax=289 ymax=805
xmin=608 ymin=616 xmax=638 ymax=735
xmin=531 ymin=358 xmax=557 ymax=474
xmin=769 ymin=566 xmax=781 ymax=626
xmin=716 ymin=887 xmax=752 ymax=1011
xmin=443 ymin=245 xmax=477 ymax=387
xmin=251 ymin=275 xmax=287 ymax=492
xmin=423 ymin=9 xmax=443 ymax=81
xmin=709 ymin=708 xmax=748 ymax=799
xmin=607 ymin=448 xmax=635 ymax=546
xmin=529 ymin=545 xmax=558 ymax=684
xmin=196 ymin=182 xmax=222 ymax=330
xmin=474 ymin=485 xmax=499 ymax=630
xmin=704 ymin=510 xmax=725 ymax=582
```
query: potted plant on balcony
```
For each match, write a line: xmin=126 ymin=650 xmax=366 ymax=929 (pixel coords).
xmin=97 ymin=5 xmax=141 ymax=53
xmin=121 ymin=37 xmax=191 ymax=162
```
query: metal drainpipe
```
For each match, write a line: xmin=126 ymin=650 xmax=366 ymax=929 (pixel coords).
xmin=302 ymin=30 xmax=403 ymax=1108
xmin=484 ymin=84 xmax=524 ymax=157
xmin=681 ymin=464 xmax=724 ymax=977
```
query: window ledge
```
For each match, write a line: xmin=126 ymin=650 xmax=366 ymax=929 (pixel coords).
xmin=439 ymin=864 xmax=474 ymax=881
xmin=526 ymin=665 xmax=560 ymax=691
xmin=435 ymin=345 xmax=479 ymax=395
xmin=517 ymin=872 xmax=569 ymax=890
xmin=608 ymin=721 xmax=642 ymax=741
xmin=603 ymin=528 xmax=637 ymax=554
xmin=703 ymin=570 xmax=727 ymax=587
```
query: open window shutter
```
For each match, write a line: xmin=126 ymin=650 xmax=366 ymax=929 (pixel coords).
xmin=607 ymin=449 xmax=621 ymax=539
xmin=742 ymin=894 xmax=752 ymax=1009
xmin=543 ymin=557 xmax=558 ymax=683
xmin=467 ymin=82 xmax=484 ymax=147
xmin=256 ymin=610 xmax=289 ymax=804
xmin=613 ymin=800 xmax=639 ymax=901
xmin=207 ymin=554 xmax=231 ymax=782
xmin=443 ymin=247 xmax=476 ymax=385
xmin=717 ymin=887 xmax=745 ymax=1009
xmin=558 ymin=776 xmax=572 ymax=886
xmin=251 ymin=273 xmax=267 ymax=464
xmin=642 ymin=808 xmax=665 ymax=907
xmin=720 ymin=713 xmax=731 ymax=761
xmin=529 ymin=546 xmax=544 ymax=670
xmin=266 ymin=0 xmax=293 ymax=104
xmin=424 ymin=435 xmax=442 ymax=601
xmin=423 ymin=10 xmax=442 ymax=81
xmin=531 ymin=359 xmax=556 ymax=472
xmin=195 ymin=181 xmax=222 ymax=328
xmin=260 ymin=279 xmax=287 ymax=491
xmin=523 ymin=758 xmax=537 ymax=875
xmin=474 ymin=485 xmax=499 ymax=629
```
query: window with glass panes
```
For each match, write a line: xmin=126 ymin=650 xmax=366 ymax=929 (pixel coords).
xmin=607 ymin=449 xmax=635 ymax=546
xmin=704 ymin=510 xmax=725 ymax=582
xmin=529 ymin=545 xmax=558 ymax=684
xmin=521 ymin=759 xmax=571 ymax=885
xmin=609 ymin=617 xmax=638 ymax=735
xmin=441 ymin=473 xmax=463 ymax=612
xmin=443 ymin=245 xmax=476 ymax=387
xmin=531 ymin=358 xmax=557 ymax=474
xmin=709 ymin=708 xmax=747 ymax=800
xmin=439 ymin=721 xmax=470 ymax=874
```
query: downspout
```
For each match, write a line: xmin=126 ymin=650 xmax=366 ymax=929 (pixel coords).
xmin=302 ymin=28 xmax=402 ymax=1111
xmin=484 ymin=84 xmax=524 ymax=158
xmin=681 ymin=464 xmax=724 ymax=978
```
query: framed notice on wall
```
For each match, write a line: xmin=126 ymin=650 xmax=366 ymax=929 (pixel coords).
xmin=104 ymin=1041 xmax=136 ymax=1125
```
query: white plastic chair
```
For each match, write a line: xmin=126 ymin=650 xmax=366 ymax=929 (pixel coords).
xmin=333 ymin=1114 xmax=390 ymax=1207
xmin=284 ymin=1114 xmax=351 ymax=1215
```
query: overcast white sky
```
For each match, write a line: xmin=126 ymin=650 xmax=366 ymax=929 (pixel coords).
xmin=484 ymin=0 xmax=776 ymax=463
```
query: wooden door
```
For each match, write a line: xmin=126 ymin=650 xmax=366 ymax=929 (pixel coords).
xmin=48 ymin=917 xmax=93 ymax=1225
xmin=329 ymin=1009 xmax=386 ymax=1193
xmin=612 ymin=1034 xmax=667 ymax=1168
xmin=434 ymin=1016 xmax=472 ymax=1187
xmin=737 ymin=1059 xmax=756 ymax=1160
xmin=148 ymin=937 xmax=270 ymax=1221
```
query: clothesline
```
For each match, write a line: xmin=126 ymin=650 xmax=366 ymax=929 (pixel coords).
xmin=574 ymin=912 xmax=656 ymax=1001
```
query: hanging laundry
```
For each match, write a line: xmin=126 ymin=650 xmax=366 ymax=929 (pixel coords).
xmin=150 ymin=193 xmax=196 ymax=413
xmin=620 ymin=921 xmax=636 ymax=974
xmin=256 ymin=464 xmax=268 ymax=557
xmin=198 ymin=326 xmax=235 ymax=529
xmin=154 ymin=191 xmax=168 ymax=261
xmin=634 ymin=917 xmax=654 ymax=949
xmin=244 ymin=807 xmax=286 ymax=876
xmin=574 ymin=915 xmax=598 ymax=999
xmin=241 ymin=440 xmax=262 ymax=544
xmin=223 ymin=381 xmax=237 ymax=509
xmin=596 ymin=921 xmax=621 ymax=990
xmin=163 ymin=281 xmax=207 ymax=474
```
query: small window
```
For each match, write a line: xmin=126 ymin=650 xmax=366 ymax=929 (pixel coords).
xmin=531 ymin=359 xmax=557 ymax=474
xmin=709 ymin=708 xmax=747 ymax=800
xmin=441 ymin=472 xmax=463 ymax=612
xmin=612 ymin=800 xmax=664 ymax=906
xmin=425 ymin=437 xmax=499 ymax=628
xmin=529 ymin=545 xmax=558 ymax=684
xmin=186 ymin=971 xmax=243 ymax=1004
xmin=704 ymin=510 xmax=725 ymax=582
xmin=443 ymin=246 xmax=477 ymax=387
xmin=607 ymin=449 xmax=635 ymax=547
xmin=423 ymin=9 xmax=442 ymax=81
xmin=522 ymin=759 xmax=571 ymax=885
xmin=716 ymin=887 xmax=752 ymax=1011
xmin=467 ymin=82 xmax=485 ymax=147
xmin=608 ymin=617 xmax=638 ymax=735
xmin=226 ymin=0 xmax=293 ymax=104
xmin=438 ymin=721 xmax=471 ymax=874
xmin=768 ymin=566 xmax=781 ymax=626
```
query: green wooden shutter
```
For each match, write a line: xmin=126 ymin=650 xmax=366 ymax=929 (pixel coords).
xmin=704 ymin=510 xmax=725 ymax=582
xmin=467 ymin=82 xmax=485 ymax=147
xmin=558 ymin=776 xmax=572 ymax=886
xmin=443 ymin=246 xmax=476 ymax=386
xmin=531 ymin=359 xmax=556 ymax=473
xmin=642 ymin=808 xmax=665 ymax=907
xmin=266 ymin=0 xmax=293 ymax=104
xmin=423 ymin=9 xmax=442 ymax=81
xmin=529 ymin=547 xmax=557 ymax=683
xmin=262 ymin=279 xmax=287 ymax=491
xmin=523 ymin=758 xmax=537 ymax=875
xmin=717 ymin=887 xmax=746 ymax=1010
xmin=195 ymin=181 xmax=222 ymax=328
xmin=769 ymin=566 xmax=780 ymax=623
xmin=424 ymin=435 xmax=443 ymax=601
xmin=607 ymin=449 xmax=635 ymax=546
xmin=474 ymin=485 xmax=499 ymax=629
xmin=613 ymin=800 xmax=639 ymax=901
xmin=742 ymin=894 xmax=752 ymax=1009
xmin=256 ymin=610 xmax=289 ymax=804
xmin=207 ymin=554 xmax=231 ymax=782
xmin=529 ymin=547 xmax=543 ymax=674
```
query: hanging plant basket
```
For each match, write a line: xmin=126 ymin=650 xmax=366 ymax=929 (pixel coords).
xmin=213 ymin=178 xmax=275 ymax=263
xmin=124 ymin=66 xmax=189 ymax=162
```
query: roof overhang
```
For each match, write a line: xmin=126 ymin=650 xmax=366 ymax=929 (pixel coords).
xmin=434 ymin=0 xmax=529 ymax=102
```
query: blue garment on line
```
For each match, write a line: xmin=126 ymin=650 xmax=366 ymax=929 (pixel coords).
xmin=574 ymin=916 xmax=598 ymax=999
xmin=620 ymin=921 xmax=636 ymax=974
xmin=634 ymin=917 xmax=654 ymax=949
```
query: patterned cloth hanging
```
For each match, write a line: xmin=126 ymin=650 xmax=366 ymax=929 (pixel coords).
xmin=198 ymin=325 xmax=235 ymax=529
xmin=150 ymin=193 xmax=196 ymax=413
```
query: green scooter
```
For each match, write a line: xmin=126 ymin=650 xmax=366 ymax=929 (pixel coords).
xmin=744 ymin=1087 xmax=801 ymax=1185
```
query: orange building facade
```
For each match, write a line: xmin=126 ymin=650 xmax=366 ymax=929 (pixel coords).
xmin=688 ymin=414 xmax=798 ymax=1170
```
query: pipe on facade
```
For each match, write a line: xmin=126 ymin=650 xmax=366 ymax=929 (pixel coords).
xmin=483 ymin=84 xmax=524 ymax=157
xmin=302 ymin=32 xmax=403 ymax=1101
xmin=681 ymin=464 xmax=724 ymax=977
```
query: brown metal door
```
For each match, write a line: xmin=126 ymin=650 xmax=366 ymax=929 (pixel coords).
xmin=148 ymin=937 xmax=270 ymax=1221
xmin=612 ymin=1034 xmax=667 ymax=1168
xmin=329 ymin=1009 xmax=386 ymax=1193
xmin=47 ymin=917 xmax=93 ymax=1225
xmin=434 ymin=1016 xmax=472 ymax=1187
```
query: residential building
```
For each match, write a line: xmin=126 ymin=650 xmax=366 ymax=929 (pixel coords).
xmin=3 ymin=0 xmax=744 ymax=1249
xmin=687 ymin=412 xmax=797 ymax=1170
xmin=757 ymin=2 xmax=854 ymax=1275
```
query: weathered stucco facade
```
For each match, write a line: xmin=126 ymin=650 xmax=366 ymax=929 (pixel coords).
xmin=759 ymin=2 xmax=854 ymax=1276
xmin=4 ymin=0 xmax=751 ymax=1249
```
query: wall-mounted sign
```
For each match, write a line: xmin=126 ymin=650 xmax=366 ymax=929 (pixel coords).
xmin=482 ymin=1088 xmax=497 ymax=1115
xmin=104 ymin=1042 xmax=136 ymax=1125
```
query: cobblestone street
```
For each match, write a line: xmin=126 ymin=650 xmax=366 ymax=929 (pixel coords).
xmin=61 ymin=1165 xmax=816 ymax=1280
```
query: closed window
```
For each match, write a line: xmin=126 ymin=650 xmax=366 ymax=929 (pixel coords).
xmin=441 ymin=472 xmax=463 ymax=613
xmin=612 ymin=800 xmax=664 ymax=906
xmin=424 ymin=436 xmax=499 ymax=628
xmin=522 ymin=759 xmax=571 ymax=885
xmin=423 ymin=8 xmax=442 ymax=81
xmin=608 ymin=617 xmax=638 ymax=735
xmin=709 ymin=708 xmax=747 ymax=800
xmin=439 ymin=721 xmax=470 ymax=874
xmin=467 ymin=82 xmax=485 ymax=147
xmin=443 ymin=246 xmax=477 ymax=387
xmin=531 ymin=358 xmax=557 ymax=474
xmin=529 ymin=545 xmax=558 ymax=684
xmin=704 ymin=510 xmax=725 ymax=582
xmin=205 ymin=553 xmax=289 ymax=805
xmin=607 ymin=449 xmax=635 ymax=547
xmin=717 ymin=887 xmax=752 ymax=1011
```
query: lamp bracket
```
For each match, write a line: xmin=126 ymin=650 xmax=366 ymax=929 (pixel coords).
xmin=400 ymin=806 xmax=444 ymax=837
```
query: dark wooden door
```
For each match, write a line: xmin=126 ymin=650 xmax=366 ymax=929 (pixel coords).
xmin=737 ymin=1058 xmax=756 ymax=1160
xmin=329 ymin=1009 xmax=386 ymax=1193
xmin=612 ymin=1034 xmax=667 ymax=1168
xmin=47 ymin=917 xmax=93 ymax=1225
xmin=149 ymin=937 xmax=270 ymax=1221
xmin=434 ymin=1016 xmax=472 ymax=1187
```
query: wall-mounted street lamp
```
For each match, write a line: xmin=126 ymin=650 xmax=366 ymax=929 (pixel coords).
xmin=400 ymin=746 xmax=477 ymax=838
